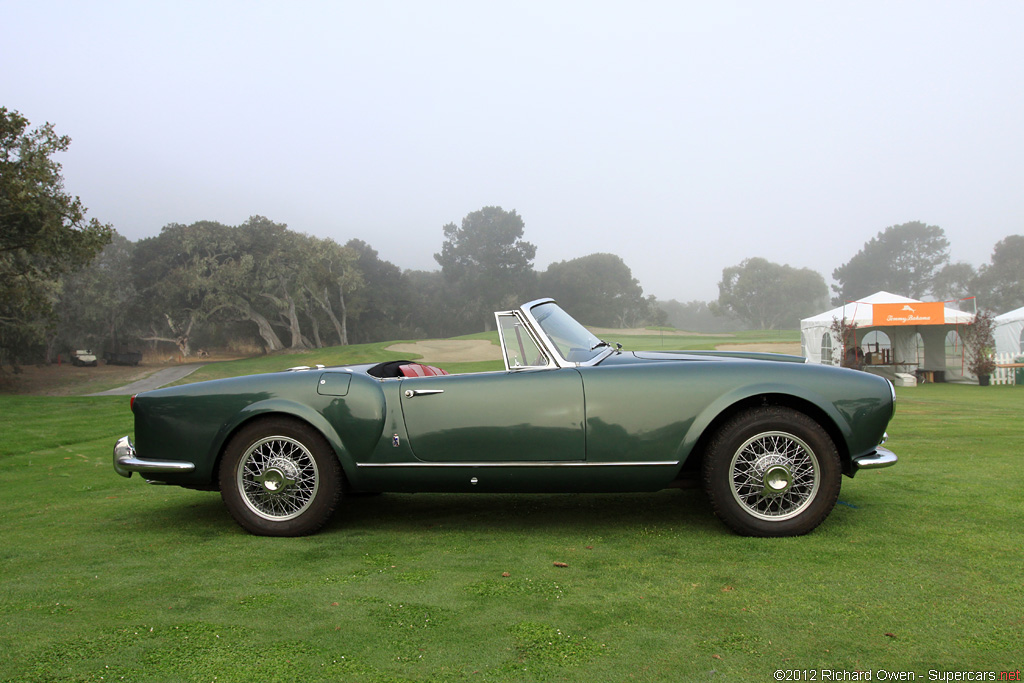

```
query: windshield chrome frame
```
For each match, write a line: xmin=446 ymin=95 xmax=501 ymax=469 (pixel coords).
xmin=516 ymin=298 xmax=616 ymax=368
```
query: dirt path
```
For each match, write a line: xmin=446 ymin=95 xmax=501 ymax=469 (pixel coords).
xmin=86 ymin=365 xmax=203 ymax=396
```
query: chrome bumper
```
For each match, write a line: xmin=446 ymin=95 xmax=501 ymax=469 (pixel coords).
xmin=113 ymin=436 xmax=196 ymax=478
xmin=852 ymin=446 xmax=898 ymax=472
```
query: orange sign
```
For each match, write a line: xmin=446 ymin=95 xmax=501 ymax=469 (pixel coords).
xmin=872 ymin=302 xmax=945 ymax=326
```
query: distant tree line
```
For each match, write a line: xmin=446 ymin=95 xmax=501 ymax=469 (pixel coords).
xmin=831 ymin=221 xmax=1024 ymax=313
xmin=7 ymin=210 xmax=667 ymax=367
xmin=671 ymin=221 xmax=1024 ymax=331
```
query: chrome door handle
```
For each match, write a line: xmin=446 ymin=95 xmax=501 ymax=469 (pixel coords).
xmin=404 ymin=389 xmax=445 ymax=398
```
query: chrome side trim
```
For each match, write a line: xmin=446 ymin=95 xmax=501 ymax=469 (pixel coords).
xmin=113 ymin=436 xmax=196 ymax=478
xmin=356 ymin=460 xmax=680 ymax=468
xmin=852 ymin=446 xmax=897 ymax=471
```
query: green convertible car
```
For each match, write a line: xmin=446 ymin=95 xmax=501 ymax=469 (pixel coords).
xmin=113 ymin=298 xmax=897 ymax=538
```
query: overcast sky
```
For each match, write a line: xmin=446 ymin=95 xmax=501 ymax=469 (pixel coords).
xmin=4 ymin=1 xmax=1023 ymax=302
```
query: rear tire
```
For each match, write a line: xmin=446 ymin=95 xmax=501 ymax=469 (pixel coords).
xmin=219 ymin=417 xmax=342 ymax=536
xmin=703 ymin=406 xmax=841 ymax=537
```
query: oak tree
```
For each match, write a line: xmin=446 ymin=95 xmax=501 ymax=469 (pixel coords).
xmin=0 ymin=108 xmax=111 ymax=366
xmin=713 ymin=257 xmax=827 ymax=330
xmin=435 ymin=206 xmax=536 ymax=332
xmin=831 ymin=221 xmax=949 ymax=303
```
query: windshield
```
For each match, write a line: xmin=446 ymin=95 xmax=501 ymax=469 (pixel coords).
xmin=530 ymin=302 xmax=607 ymax=363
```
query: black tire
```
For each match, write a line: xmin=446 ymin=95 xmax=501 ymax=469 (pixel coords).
xmin=702 ymin=406 xmax=841 ymax=537
xmin=218 ymin=417 xmax=343 ymax=536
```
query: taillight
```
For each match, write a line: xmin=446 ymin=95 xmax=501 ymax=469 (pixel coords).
xmin=130 ymin=394 xmax=136 ymax=412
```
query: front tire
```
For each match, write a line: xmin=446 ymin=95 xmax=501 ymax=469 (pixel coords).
xmin=219 ymin=417 xmax=342 ymax=536
xmin=703 ymin=406 xmax=841 ymax=537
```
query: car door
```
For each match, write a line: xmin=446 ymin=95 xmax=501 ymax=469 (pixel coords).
xmin=399 ymin=368 xmax=585 ymax=462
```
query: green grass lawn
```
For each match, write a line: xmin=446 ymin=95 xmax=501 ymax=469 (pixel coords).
xmin=1 ymin=384 xmax=1021 ymax=681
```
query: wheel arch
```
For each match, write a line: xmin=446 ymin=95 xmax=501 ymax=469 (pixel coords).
xmin=677 ymin=392 xmax=851 ymax=480
xmin=208 ymin=400 xmax=356 ymax=490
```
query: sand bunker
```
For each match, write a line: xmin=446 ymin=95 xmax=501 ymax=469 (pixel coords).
xmin=588 ymin=326 xmax=726 ymax=337
xmin=714 ymin=342 xmax=803 ymax=356
xmin=386 ymin=339 xmax=502 ymax=363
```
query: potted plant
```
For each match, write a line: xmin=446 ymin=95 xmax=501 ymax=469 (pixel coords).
xmin=961 ymin=310 xmax=997 ymax=385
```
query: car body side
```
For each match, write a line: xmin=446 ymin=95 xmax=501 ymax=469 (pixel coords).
xmin=129 ymin=355 xmax=892 ymax=494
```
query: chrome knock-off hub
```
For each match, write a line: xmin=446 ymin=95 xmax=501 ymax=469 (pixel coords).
xmin=254 ymin=458 xmax=299 ymax=493
xmin=760 ymin=462 xmax=793 ymax=497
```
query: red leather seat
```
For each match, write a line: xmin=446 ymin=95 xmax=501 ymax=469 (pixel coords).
xmin=398 ymin=363 xmax=449 ymax=378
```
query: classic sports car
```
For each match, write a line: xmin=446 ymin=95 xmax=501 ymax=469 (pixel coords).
xmin=113 ymin=298 xmax=897 ymax=538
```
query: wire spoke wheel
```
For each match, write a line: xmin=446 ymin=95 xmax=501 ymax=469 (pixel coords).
xmin=703 ymin=407 xmax=841 ymax=537
xmin=238 ymin=436 xmax=320 ymax=521
xmin=219 ymin=418 xmax=342 ymax=536
xmin=729 ymin=431 xmax=820 ymax=521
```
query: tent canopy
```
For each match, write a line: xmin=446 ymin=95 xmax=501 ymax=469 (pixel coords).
xmin=801 ymin=291 xmax=974 ymax=327
xmin=995 ymin=306 xmax=1024 ymax=358
xmin=800 ymin=291 xmax=975 ymax=378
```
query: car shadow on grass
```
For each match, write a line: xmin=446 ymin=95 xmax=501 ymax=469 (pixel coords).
xmin=328 ymin=489 xmax=718 ymax=536
xmin=134 ymin=488 xmax=721 ymax=538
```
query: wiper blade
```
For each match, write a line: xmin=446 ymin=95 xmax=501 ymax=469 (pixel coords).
xmin=590 ymin=340 xmax=611 ymax=351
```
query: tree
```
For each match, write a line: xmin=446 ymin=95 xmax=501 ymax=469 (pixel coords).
xmin=56 ymin=231 xmax=136 ymax=358
xmin=712 ymin=257 xmax=827 ymax=330
xmin=831 ymin=221 xmax=949 ymax=304
xmin=539 ymin=253 xmax=656 ymax=327
xmin=403 ymin=269 xmax=457 ymax=338
xmin=974 ymin=235 xmax=1024 ymax=312
xmin=132 ymin=217 xmax=375 ymax=355
xmin=343 ymin=239 xmax=411 ymax=344
xmin=237 ymin=217 xmax=311 ymax=350
xmin=300 ymin=236 xmax=363 ymax=347
xmin=435 ymin=206 xmax=537 ymax=332
xmin=931 ymin=262 xmax=977 ymax=304
xmin=0 ymin=108 xmax=111 ymax=367
xmin=657 ymin=299 xmax=743 ymax=333
xmin=131 ymin=220 xmax=238 ymax=357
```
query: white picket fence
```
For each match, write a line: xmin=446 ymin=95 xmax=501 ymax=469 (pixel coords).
xmin=992 ymin=352 xmax=1021 ymax=386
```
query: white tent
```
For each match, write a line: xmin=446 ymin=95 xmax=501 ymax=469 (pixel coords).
xmin=994 ymin=306 xmax=1024 ymax=358
xmin=800 ymin=291 xmax=975 ymax=382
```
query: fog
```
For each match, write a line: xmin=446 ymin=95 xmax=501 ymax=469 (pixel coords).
xmin=4 ymin=1 xmax=1023 ymax=301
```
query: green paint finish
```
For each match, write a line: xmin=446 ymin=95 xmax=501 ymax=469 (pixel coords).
xmin=399 ymin=369 xmax=585 ymax=462
xmin=316 ymin=371 xmax=351 ymax=397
